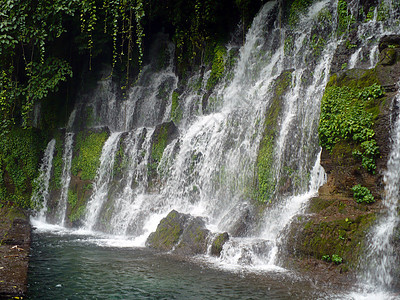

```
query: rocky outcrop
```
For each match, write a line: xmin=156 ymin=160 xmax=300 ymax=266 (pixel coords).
xmin=0 ymin=206 xmax=31 ymax=298
xmin=146 ymin=210 xmax=189 ymax=251
xmin=146 ymin=210 xmax=229 ymax=257
xmin=282 ymin=35 xmax=400 ymax=279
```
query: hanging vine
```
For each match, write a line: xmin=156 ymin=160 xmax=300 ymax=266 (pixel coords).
xmin=80 ymin=0 xmax=97 ymax=70
xmin=134 ymin=0 xmax=145 ymax=68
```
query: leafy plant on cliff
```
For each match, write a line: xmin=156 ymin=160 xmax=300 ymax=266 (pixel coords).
xmin=0 ymin=128 xmax=45 ymax=208
xmin=71 ymin=131 xmax=109 ymax=181
xmin=318 ymin=83 xmax=383 ymax=173
xmin=337 ymin=0 xmax=356 ymax=36
xmin=351 ymin=184 xmax=375 ymax=204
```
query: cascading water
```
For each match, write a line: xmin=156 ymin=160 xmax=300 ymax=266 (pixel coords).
xmin=84 ymin=132 xmax=124 ymax=230
xmin=349 ymin=82 xmax=400 ymax=299
xmin=34 ymin=0 xmax=332 ymax=262
xmin=31 ymin=139 xmax=56 ymax=221
xmin=56 ymin=132 xmax=74 ymax=226
xmin=344 ymin=0 xmax=400 ymax=70
xmin=31 ymin=1 xmax=400 ymax=293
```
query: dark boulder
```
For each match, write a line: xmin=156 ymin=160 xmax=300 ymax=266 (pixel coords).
xmin=378 ymin=35 xmax=400 ymax=52
xmin=146 ymin=210 xmax=230 ymax=257
xmin=146 ymin=210 xmax=189 ymax=251
xmin=210 ymin=232 xmax=229 ymax=257
xmin=174 ymin=216 xmax=210 ymax=256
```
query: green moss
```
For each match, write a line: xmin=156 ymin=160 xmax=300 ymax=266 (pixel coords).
xmin=206 ymin=43 xmax=227 ymax=90
xmin=148 ymin=211 xmax=184 ymax=250
xmin=288 ymin=0 xmax=315 ymax=27
xmin=113 ymin=141 xmax=129 ymax=178
xmin=71 ymin=130 xmax=109 ymax=181
xmin=377 ymin=1 xmax=390 ymax=21
xmin=50 ymin=132 xmax=64 ymax=191
xmin=256 ymin=71 xmax=292 ymax=203
xmin=67 ymin=183 xmax=92 ymax=224
xmin=311 ymin=34 xmax=326 ymax=57
xmin=212 ymin=232 xmax=228 ymax=255
xmin=150 ymin=128 xmax=167 ymax=173
xmin=300 ymin=213 xmax=376 ymax=268
xmin=308 ymin=197 xmax=334 ymax=213
xmin=68 ymin=189 xmax=78 ymax=207
xmin=337 ymin=0 xmax=356 ymax=36
xmin=284 ymin=34 xmax=294 ymax=55
xmin=69 ymin=205 xmax=86 ymax=223
xmin=171 ymin=91 xmax=183 ymax=123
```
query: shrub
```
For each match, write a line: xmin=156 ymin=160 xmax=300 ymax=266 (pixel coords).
xmin=351 ymin=184 xmax=375 ymax=204
xmin=332 ymin=254 xmax=343 ymax=264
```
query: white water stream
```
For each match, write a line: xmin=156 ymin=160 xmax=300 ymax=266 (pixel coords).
xmin=31 ymin=139 xmax=56 ymax=221
xmin=30 ymin=0 xmax=400 ymax=295
xmin=57 ymin=132 xmax=74 ymax=226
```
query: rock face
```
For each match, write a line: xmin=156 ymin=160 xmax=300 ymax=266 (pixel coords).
xmin=146 ymin=210 xmax=229 ymax=257
xmin=282 ymin=35 xmax=400 ymax=280
xmin=0 ymin=206 xmax=31 ymax=298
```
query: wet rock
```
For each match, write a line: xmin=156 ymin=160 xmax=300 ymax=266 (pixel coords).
xmin=148 ymin=121 xmax=179 ymax=186
xmin=146 ymin=210 xmax=189 ymax=251
xmin=0 ymin=206 xmax=31 ymax=298
xmin=227 ymin=203 xmax=256 ymax=237
xmin=174 ymin=217 xmax=210 ymax=256
xmin=210 ymin=232 xmax=229 ymax=257
xmin=378 ymin=35 xmax=400 ymax=52
xmin=146 ymin=210 xmax=231 ymax=257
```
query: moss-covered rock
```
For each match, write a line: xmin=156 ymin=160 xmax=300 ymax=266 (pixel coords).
xmin=71 ymin=127 xmax=110 ymax=181
xmin=256 ymin=69 xmax=293 ymax=203
xmin=210 ymin=232 xmax=229 ymax=257
xmin=174 ymin=216 xmax=210 ymax=256
xmin=285 ymin=196 xmax=377 ymax=269
xmin=148 ymin=121 xmax=179 ymax=185
xmin=146 ymin=210 xmax=230 ymax=257
xmin=146 ymin=210 xmax=189 ymax=251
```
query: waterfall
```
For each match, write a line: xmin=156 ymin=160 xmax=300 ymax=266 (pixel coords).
xmin=56 ymin=132 xmax=74 ymax=226
xmin=31 ymin=139 xmax=56 ymax=221
xmin=35 ymin=0 xmax=332 ymax=261
xmin=345 ymin=0 xmax=399 ymax=70
xmin=32 ymin=0 xmax=400 ymax=283
xmin=354 ymin=83 xmax=400 ymax=297
xmin=84 ymin=132 xmax=124 ymax=230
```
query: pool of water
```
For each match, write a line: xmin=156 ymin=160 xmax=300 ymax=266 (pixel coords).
xmin=27 ymin=228 xmax=338 ymax=299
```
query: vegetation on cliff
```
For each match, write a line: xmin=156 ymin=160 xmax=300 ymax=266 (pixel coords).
xmin=0 ymin=0 xmax=262 ymax=209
